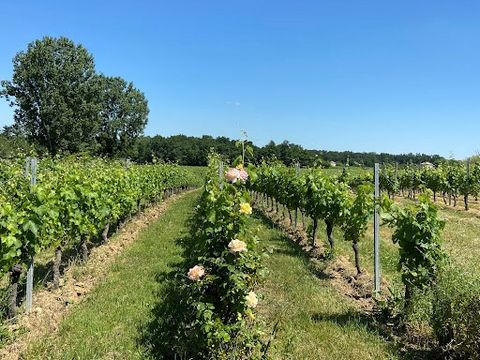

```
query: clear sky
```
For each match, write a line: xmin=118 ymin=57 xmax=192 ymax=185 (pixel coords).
xmin=1 ymin=1 xmax=479 ymax=159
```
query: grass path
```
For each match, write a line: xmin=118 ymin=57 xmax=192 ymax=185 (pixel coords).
xmin=26 ymin=191 xmax=400 ymax=359
xmin=253 ymin=215 xmax=400 ymax=360
xmin=26 ymin=191 xmax=199 ymax=359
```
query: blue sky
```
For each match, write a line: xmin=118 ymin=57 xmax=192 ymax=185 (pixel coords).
xmin=1 ymin=1 xmax=479 ymax=158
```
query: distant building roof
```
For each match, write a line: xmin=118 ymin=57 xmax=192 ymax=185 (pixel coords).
xmin=421 ymin=161 xmax=434 ymax=168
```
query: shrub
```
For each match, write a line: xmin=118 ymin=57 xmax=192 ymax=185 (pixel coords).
xmin=157 ymin=155 xmax=266 ymax=359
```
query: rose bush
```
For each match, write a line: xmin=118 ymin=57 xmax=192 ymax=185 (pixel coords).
xmin=159 ymin=154 xmax=265 ymax=359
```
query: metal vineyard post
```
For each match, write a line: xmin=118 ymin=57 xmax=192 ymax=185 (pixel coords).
xmin=374 ymin=163 xmax=381 ymax=295
xmin=25 ymin=157 xmax=37 ymax=312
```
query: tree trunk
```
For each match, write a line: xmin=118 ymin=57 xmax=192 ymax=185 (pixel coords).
xmin=8 ymin=264 xmax=22 ymax=319
xmin=352 ymin=241 xmax=362 ymax=276
xmin=81 ymin=239 xmax=88 ymax=263
xmin=102 ymin=223 xmax=110 ymax=244
xmin=465 ymin=194 xmax=469 ymax=211
xmin=312 ymin=218 xmax=318 ymax=247
xmin=433 ymin=191 xmax=436 ymax=202
xmin=326 ymin=220 xmax=334 ymax=251
xmin=442 ymin=192 xmax=447 ymax=205
xmin=453 ymin=195 xmax=457 ymax=207
xmin=448 ymin=193 xmax=452 ymax=206
xmin=288 ymin=210 xmax=293 ymax=226
xmin=53 ymin=245 xmax=62 ymax=289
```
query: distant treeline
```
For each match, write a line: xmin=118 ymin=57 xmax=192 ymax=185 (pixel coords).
xmin=0 ymin=133 xmax=445 ymax=166
xmin=133 ymin=135 xmax=445 ymax=167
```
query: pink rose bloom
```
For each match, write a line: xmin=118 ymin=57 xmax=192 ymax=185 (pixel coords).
xmin=225 ymin=168 xmax=240 ymax=183
xmin=238 ymin=169 xmax=249 ymax=183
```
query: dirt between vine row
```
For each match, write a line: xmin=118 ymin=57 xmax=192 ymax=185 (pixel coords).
xmin=255 ymin=206 xmax=389 ymax=313
xmin=0 ymin=190 xmax=194 ymax=360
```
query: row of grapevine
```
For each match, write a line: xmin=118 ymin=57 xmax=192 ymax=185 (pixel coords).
xmin=377 ymin=162 xmax=480 ymax=210
xmin=158 ymin=156 xmax=265 ymax=359
xmin=249 ymin=162 xmax=374 ymax=275
xmin=249 ymin=162 xmax=480 ymax=358
xmin=249 ymin=163 xmax=450 ymax=292
xmin=0 ymin=156 xmax=198 ymax=318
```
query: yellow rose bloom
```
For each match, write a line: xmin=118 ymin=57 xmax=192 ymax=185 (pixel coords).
xmin=239 ymin=202 xmax=252 ymax=215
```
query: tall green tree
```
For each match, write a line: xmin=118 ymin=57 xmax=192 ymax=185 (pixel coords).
xmin=1 ymin=36 xmax=101 ymax=155
xmin=96 ymin=75 xmax=149 ymax=157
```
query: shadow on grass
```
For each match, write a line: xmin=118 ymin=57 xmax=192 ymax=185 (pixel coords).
xmin=137 ymin=230 xmax=201 ymax=359
xmin=253 ymin=209 xmax=333 ymax=281
xmin=312 ymin=310 xmax=440 ymax=360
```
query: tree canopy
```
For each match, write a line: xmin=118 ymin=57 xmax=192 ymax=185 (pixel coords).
xmin=132 ymin=135 xmax=444 ymax=167
xmin=1 ymin=36 xmax=148 ymax=156
xmin=96 ymin=75 xmax=149 ymax=157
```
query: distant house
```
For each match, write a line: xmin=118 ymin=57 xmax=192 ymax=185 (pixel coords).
xmin=421 ymin=161 xmax=434 ymax=168
xmin=330 ymin=161 xmax=337 ymax=167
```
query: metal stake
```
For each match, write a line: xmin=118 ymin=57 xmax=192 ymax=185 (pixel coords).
xmin=374 ymin=163 xmax=381 ymax=295
xmin=26 ymin=157 xmax=37 ymax=312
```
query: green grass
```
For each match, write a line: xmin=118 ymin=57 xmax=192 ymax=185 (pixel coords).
xmin=26 ymin=191 xmax=199 ymax=359
xmin=252 ymin=214 xmax=400 ymax=359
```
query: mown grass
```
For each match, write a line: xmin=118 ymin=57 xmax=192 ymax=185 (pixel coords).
xmin=25 ymin=191 xmax=199 ymax=359
xmin=252 ymin=214 xmax=401 ymax=359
